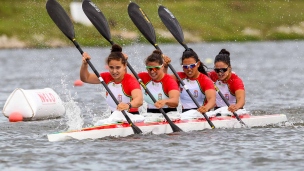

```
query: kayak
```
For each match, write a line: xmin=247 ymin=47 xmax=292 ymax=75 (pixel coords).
xmin=47 ymin=112 xmax=287 ymax=142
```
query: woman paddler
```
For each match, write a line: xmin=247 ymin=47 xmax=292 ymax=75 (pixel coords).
xmin=136 ymin=50 xmax=180 ymax=113
xmin=80 ymin=44 xmax=143 ymax=114
xmin=208 ymin=49 xmax=245 ymax=113
xmin=163 ymin=48 xmax=216 ymax=114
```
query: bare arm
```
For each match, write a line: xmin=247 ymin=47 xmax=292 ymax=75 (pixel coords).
xmin=80 ymin=52 xmax=100 ymax=84
xmin=197 ymin=89 xmax=216 ymax=113
xmin=228 ymin=89 xmax=245 ymax=112
xmin=204 ymin=89 xmax=216 ymax=111
xmin=154 ymin=90 xmax=180 ymax=108
xmin=130 ymin=89 xmax=143 ymax=108
xmin=116 ymin=89 xmax=143 ymax=111
xmin=162 ymin=55 xmax=171 ymax=74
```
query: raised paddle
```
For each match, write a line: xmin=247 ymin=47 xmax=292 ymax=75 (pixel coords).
xmin=128 ymin=2 xmax=215 ymax=129
xmin=158 ymin=5 xmax=247 ymax=127
xmin=45 ymin=0 xmax=142 ymax=134
xmin=82 ymin=0 xmax=182 ymax=132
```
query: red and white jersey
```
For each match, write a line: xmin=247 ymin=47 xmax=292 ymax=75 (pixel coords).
xmin=208 ymin=71 xmax=245 ymax=107
xmin=100 ymin=73 xmax=141 ymax=113
xmin=178 ymin=72 xmax=215 ymax=109
xmin=138 ymin=72 xmax=179 ymax=109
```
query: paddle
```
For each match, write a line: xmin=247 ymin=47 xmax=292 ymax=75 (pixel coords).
xmin=45 ymin=0 xmax=142 ymax=134
xmin=82 ymin=0 xmax=182 ymax=132
xmin=158 ymin=5 xmax=247 ymax=127
xmin=128 ymin=2 xmax=215 ymax=129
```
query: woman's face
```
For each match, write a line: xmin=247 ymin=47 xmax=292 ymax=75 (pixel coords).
xmin=108 ymin=59 xmax=126 ymax=82
xmin=146 ymin=61 xmax=164 ymax=81
xmin=214 ymin=61 xmax=230 ymax=81
xmin=182 ymin=57 xmax=200 ymax=78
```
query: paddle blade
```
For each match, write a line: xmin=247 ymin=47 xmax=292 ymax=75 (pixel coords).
xmin=158 ymin=5 xmax=187 ymax=49
xmin=131 ymin=124 xmax=143 ymax=134
xmin=82 ymin=0 xmax=113 ymax=44
xmin=128 ymin=2 xmax=157 ymax=46
xmin=46 ymin=0 xmax=75 ymax=41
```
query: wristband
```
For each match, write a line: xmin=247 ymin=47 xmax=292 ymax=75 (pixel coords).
xmin=127 ymin=103 xmax=132 ymax=109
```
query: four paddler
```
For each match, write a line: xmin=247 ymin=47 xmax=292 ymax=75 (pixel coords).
xmin=80 ymin=45 xmax=245 ymax=116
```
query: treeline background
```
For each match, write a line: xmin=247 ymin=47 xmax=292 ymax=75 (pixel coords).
xmin=1 ymin=0 xmax=304 ymax=48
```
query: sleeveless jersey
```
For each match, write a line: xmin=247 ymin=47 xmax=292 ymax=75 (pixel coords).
xmin=208 ymin=71 xmax=245 ymax=107
xmin=100 ymin=72 xmax=141 ymax=113
xmin=177 ymin=72 xmax=215 ymax=109
xmin=138 ymin=72 xmax=179 ymax=109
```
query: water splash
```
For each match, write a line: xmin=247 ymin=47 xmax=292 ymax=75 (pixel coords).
xmin=60 ymin=75 xmax=84 ymax=130
xmin=91 ymin=85 xmax=111 ymax=125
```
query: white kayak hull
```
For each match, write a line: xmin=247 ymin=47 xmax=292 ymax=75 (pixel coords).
xmin=47 ymin=114 xmax=288 ymax=142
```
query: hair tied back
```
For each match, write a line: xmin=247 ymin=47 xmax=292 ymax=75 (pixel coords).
xmin=219 ymin=49 xmax=230 ymax=56
xmin=111 ymin=44 xmax=122 ymax=53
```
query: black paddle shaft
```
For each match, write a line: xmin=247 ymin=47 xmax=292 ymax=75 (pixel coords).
xmin=82 ymin=0 xmax=182 ymax=132
xmin=215 ymin=86 xmax=247 ymax=126
xmin=157 ymin=45 xmax=216 ymax=129
xmin=46 ymin=0 xmax=142 ymax=134
xmin=127 ymin=2 xmax=215 ymax=129
xmin=158 ymin=5 xmax=247 ymax=128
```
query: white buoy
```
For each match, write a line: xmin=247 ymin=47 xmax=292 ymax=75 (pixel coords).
xmin=70 ymin=1 xmax=92 ymax=26
xmin=2 ymin=88 xmax=65 ymax=121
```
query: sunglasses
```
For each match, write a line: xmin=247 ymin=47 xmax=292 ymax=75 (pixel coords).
xmin=146 ymin=64 xmax=163 ymax=72
xmin=214 ymin=67 xmax=229 ymax=73
xmin=181 ymin=62 xmax=198 ymax=69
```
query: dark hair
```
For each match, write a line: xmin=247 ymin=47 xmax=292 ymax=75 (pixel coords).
xmin=106 ymin=44 xmax=127 ymax=65
xmin=214 ymin=49 xmax=231 ymax=66
xmin=145 ymin=49 xmax=163 ymax=65
xmin=181 ymin=48 xmax=208 ymax=76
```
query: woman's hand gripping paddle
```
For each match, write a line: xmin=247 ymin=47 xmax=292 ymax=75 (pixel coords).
xmin=158 ymin=5 xmax=247 ymax=128
xmin=82 ymin=0 xmax=182 ymax=133
xmin=45 ymin=0 xmax=142 ymax=134
xmin=128 ymin=2 xmax=215 ymax=129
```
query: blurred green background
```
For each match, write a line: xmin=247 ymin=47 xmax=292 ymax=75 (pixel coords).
xmin=1 ymin=0 xmax=304 ymax=48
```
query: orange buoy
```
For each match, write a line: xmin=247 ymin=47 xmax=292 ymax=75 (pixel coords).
xmin=9 ymin=112 xmax=23 ymax=122
xmin=74 ymin=79 xmax=84 ymax=86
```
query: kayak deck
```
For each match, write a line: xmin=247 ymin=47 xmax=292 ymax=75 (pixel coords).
xmin=47 ymin=114 xmax=288 ymax=142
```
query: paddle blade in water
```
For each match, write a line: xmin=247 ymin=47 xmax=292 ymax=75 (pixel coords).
xmin=46 ymin=0 xmax=75 ymax=41
xmin=128 ymin=2 xmax=156 ymax=46
xmin=82 ymin=0 xmax=113 ymax=44
xmin=158 ymin=5 xmax=187 ymax=48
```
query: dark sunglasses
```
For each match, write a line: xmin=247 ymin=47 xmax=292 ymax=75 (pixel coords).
xmin=146 ymin=64 xmax=163 ymax=72
xmin=214 ymin=67 xmax=229 ymax=73
xmin=181 ymin=62 xmax=198 ymax=69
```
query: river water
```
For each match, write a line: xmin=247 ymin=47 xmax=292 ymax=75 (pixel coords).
xmin=0 ymin=41 xmax=303 ymax=170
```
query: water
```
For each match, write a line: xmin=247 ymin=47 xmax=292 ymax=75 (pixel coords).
xmin=0 ymin=41 xmax=303 ymax=170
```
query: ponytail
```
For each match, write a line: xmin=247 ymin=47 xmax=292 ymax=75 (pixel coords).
xmin=214 ymin=49 xmax=231 ymax=66
xmin=145 ymin=49 xmax=163 ymax=65
xmin=106 ymin=44 xmax=127 ymax=65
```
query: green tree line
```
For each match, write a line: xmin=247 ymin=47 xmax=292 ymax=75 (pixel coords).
xmin=1 ymin=0 xmax=304 ymax=48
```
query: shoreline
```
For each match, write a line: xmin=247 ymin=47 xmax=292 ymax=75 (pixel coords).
xmin=2 ymin=26 xmax=304 ymax=49
xmin=3 ymin=1 xmax=304 ymax=49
